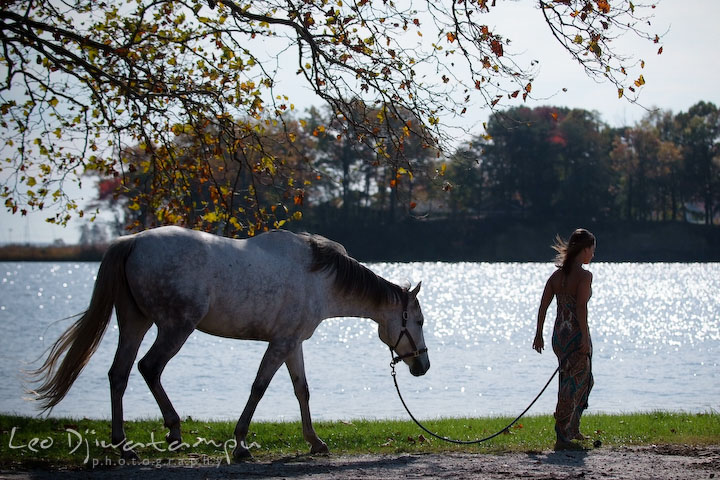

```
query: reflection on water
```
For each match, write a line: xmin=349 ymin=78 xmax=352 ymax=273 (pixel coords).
xmin=1 ymin=261 xmax=718 ymax=421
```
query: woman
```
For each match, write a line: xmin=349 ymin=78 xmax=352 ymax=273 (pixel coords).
xmin=533 ymin=228 xmax=596 ymax=450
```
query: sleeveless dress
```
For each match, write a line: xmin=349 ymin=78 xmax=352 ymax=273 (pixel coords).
xmin=552 ymin=292 xmax=593 ymax=443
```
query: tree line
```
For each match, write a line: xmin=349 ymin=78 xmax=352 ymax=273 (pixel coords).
xmin=91 ymin=100 xmax=719 ymax=240
xmin=445 ymin=101 xmax=719 ymax=225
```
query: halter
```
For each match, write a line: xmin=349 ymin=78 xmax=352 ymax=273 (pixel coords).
xmin=389 ymin=297 xmax=428 ymax=365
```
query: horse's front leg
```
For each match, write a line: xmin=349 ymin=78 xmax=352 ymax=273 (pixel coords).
xmin=233 ymin=339 xmax=295 ymax=460
xmin=285 ymin=344 xmax=328 ymax=454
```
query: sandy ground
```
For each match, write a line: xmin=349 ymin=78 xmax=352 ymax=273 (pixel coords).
xmin=1 ymin=445 xmax=718 ymax=479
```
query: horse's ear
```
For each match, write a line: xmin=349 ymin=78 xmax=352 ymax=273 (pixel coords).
xmin=410 ymin=281 xmax=422 ymax=298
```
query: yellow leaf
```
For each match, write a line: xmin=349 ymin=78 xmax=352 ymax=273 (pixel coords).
xmin=203 ymin=211 xmax=220 ymax=222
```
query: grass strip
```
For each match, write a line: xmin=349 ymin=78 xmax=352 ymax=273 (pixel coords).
xmin=1 ymin=411 xmax=717 ymax=468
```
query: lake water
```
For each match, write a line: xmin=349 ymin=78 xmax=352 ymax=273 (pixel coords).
xmin=0 ymin=261 xmax=718 ymax=422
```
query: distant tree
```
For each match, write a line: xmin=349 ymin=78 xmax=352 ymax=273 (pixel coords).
xmin=78 ymin=222 xmax=108 ymax=245
xmin=311 ymin=101 xmax=375 ymax=218
xmin=443 ymin=140 xmax=487 ymax=218
xmin=308 ymin=101 xmax=437 ymax=223
xmin=552 ymin=108 xmax=613 ymax=219
xmin=646 ymin=109 xmax=685 ymax=221
xmin=675 ymin=102 xmax=720 ymax=225
xmin=480 ymin=106 xmax=565 ymax=218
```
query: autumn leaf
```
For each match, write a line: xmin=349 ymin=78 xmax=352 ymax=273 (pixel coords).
xmin=634 ymin=74 xmax=645 ymax=87
xmin=490 ymin=39 xmax=503 ymax=57
xmin=596 ymin=0 xmax=610 ymax=14
xmin=446 ymin=32 xmax=456 ymax=43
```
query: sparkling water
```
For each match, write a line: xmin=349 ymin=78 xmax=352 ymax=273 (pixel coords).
xmin=1 ymin=261 xmax=717 ymax=421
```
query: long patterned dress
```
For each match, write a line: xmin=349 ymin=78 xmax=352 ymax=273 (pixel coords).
xmin=552 ymin=292 xmax=593 ymax=443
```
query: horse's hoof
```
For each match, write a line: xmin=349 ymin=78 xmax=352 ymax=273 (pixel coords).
xmin=311 ymin=441 xmax=329 ymax=455
xmin=166 ymin=433 xmax=184 ymax=449
xmin=121 ymin=448 xmax=140 ymax=461
xmin=233 ymin=446 xmax=253 ymax=462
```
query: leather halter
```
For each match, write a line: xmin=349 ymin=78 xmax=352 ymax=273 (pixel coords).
xmin=389 ymin=296 xmax=428 ymax=365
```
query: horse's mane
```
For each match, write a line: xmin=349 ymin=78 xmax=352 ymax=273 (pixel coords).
xmin=303 ymin=233 xmax=406 ymax=306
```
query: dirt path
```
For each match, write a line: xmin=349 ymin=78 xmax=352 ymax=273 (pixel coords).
xmin=2 ymin=445 xmax=718 ymax=479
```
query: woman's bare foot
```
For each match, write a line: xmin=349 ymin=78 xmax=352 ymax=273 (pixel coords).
xmin=554 ymin=440 xmax=588 ymax=451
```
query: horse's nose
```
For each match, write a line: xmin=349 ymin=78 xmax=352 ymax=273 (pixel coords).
xmin=410 ymin=356 xmax=430 ymax=376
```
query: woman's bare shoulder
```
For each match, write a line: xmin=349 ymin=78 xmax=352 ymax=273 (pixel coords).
xmin=546 ymin=268 xmax=565 ymax=290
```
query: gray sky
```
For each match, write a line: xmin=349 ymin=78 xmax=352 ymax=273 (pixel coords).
xmin=2 ymin=0 xmax=718 ymax=245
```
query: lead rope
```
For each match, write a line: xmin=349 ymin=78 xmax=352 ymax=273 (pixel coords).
xmin=390 ymin=356 xmax=561 ymax=445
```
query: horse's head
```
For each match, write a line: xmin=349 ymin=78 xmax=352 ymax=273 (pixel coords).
xmin=378 ymin=282 xmax=430 ymax=376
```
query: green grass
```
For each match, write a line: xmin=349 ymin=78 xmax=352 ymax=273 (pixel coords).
xmin=1 ymin=411 xmax=718 ymax=468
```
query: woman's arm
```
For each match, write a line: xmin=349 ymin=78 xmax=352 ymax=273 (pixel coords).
xmin=575 ymin=271 xmax=593 ymax=355
xmin=533 ymin=276 xmax=555 ymax=353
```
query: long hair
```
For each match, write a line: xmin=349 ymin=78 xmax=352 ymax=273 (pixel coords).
xmin=552 ymin=228 xmax=596 ymax=275
xmin=28 ymin=236 xmax=136 ymax=411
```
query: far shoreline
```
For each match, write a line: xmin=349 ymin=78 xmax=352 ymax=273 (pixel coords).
xmin=1 ymin=219 xmax=719 ymax=263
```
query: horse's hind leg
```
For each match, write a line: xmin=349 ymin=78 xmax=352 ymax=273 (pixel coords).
xmin=234 ymin=339 xmax=296 ymax=460
xmin=285 ymin=344 xmax=328 ymax=454
xmin=137 ymin=322 xmax=195 ymax=447
xmin=109 ymin=296 xmax=152 ymax=459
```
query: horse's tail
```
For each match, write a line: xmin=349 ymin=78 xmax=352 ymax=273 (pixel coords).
xmin=29 ymin=235 xmax=137 ymax=412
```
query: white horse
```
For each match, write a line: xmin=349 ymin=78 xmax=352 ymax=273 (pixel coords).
xmin=30 ymin=226 xmax=430 ymax=460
